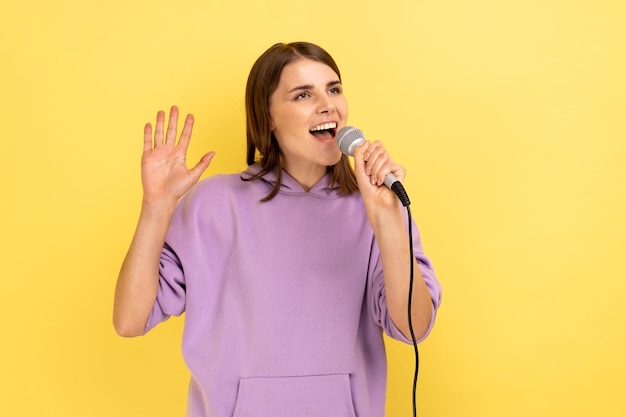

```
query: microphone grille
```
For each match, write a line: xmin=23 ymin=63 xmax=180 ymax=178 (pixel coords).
xmin=336 ymin=126 xmax=365 ymax=156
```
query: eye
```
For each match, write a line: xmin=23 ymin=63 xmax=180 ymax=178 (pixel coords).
xmin=328 ymin=85 xmax=343 ymax=94
xmin=294 ymin=92 xmax=310 ymax=101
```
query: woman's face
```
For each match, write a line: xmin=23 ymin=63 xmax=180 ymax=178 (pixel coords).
xmin=269 ymin=58 xmax=348 ymax=188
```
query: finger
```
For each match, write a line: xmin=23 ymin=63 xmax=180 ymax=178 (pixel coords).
xmin=165 ymin=106 xmax=179 ymax=145
xmin=189 ymin=152 xmax=216 ymax=182
xmin=372 ymin=154 xmax=405 ymax=186
xmin=143 ymin=123 xmax=153 ymax=152
xmin=362 ymin=140 xmax=384 ymax=160
xmin=352 ymin=141 xmax=371 ymax=184
xmin=353 ymin=152 xmax=384 ymax=195
xmin=371 ymin=154 xmax=392 ymax=186
xmin=362 ymin=141 xmax=383 ymax=166
xmin=389 ymin=162 xmax=406 ymax=183
xmin=367 ymin=145 xmax=398 ymax=186
xmin=365 ymin=143 xmax=394 ymax=186
xmin=154 ymin=110 xmax=165 ymax=146
xmin=177 ymin=113 xmax=195 ymax=149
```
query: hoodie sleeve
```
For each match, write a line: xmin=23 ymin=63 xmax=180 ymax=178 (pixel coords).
xmin=369 ymin=219 xmax=442 ymax=344
xmin=143 ymin=241 xmax=187 ymax=334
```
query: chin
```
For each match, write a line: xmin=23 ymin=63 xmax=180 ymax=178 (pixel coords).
xmin=325 ymin=152 xmax=343 ymax=167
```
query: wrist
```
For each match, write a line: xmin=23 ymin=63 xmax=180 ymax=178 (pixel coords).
xmin=140 ymin=197 xmax=178 ymax=221
xmin=366 ymin=201 xmax=404 ymax=232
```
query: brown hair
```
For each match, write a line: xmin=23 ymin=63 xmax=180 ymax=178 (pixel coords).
xmin=244 ymin=41 xmax=358 ymax=201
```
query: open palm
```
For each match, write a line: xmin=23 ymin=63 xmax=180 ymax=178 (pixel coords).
xmin=141 ymin=106 xmax=214 ymax=203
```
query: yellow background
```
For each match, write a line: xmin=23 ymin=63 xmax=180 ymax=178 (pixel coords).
xmin=1 ymin=0 xmax=625 ymax=416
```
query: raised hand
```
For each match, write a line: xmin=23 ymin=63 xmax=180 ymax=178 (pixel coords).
xmin=141 ymin=106 xmax=214 ymax=203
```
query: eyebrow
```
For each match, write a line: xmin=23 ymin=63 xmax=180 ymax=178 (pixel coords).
xmin=287 ymin=80 xmax=342 ymax=94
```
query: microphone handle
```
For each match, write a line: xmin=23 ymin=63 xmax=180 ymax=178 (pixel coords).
xmin=385 ymin=174 xmax=411 ymax=207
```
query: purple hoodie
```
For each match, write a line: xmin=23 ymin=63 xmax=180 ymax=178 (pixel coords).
xmin=145 ymin=164 xmax=442 ymax=417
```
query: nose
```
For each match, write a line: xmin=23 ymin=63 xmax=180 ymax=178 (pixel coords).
xmin=317 ymin=95 xmax=336 ymax=114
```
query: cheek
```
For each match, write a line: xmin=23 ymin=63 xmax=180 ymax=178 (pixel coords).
xmin=338 ymin=98 xmax=349 ymax=117
xmin=269 ymin=104 xmax=299 ymax=134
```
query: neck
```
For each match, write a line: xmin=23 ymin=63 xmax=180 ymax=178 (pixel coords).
xmin=283 ymin=165 xmax=327 ymax=192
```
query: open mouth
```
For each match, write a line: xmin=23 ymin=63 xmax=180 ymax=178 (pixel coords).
xmin=309 ymin=122 xmax=337 ymax=139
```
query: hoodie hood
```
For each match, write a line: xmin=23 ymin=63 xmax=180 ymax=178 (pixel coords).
xmin=242 ymin=163 xmax=342 ymax=199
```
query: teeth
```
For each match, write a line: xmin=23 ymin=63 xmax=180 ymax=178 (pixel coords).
xmin=310 ymin=122 xmax=337 ymax=132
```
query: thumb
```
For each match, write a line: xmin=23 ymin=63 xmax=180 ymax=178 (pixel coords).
xmin=189 ymin=152 xmax=215 ymax=181
xmin=352 ymin=141 xmax=370 ymax=181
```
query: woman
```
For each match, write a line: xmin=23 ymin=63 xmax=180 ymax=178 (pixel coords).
xmin=114 ymin=41 xmax=442 ymax=417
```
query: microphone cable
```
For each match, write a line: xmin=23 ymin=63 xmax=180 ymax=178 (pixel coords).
xmin=390 ymin=170 xmax=418 ymax=416
xmin=406 ymin=205 xmax=419 ymax=417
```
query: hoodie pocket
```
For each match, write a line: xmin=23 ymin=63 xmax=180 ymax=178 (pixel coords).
xmin=232 ymin=373 xmax=357 ymax=417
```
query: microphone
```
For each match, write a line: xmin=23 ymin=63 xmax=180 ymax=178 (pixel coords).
xmin=336 ymin=126 xmax=411 ymax=207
